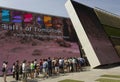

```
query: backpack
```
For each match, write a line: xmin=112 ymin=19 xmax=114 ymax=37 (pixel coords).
xmin=2 ymin=67 xmax=5 ymax=72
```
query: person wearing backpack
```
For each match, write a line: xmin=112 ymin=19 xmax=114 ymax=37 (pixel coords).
xmin=2 ymin=61 xmax=8 ymax=82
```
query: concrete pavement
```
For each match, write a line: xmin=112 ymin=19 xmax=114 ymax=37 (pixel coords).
xmin=0 ymin=66 xmax=120 ymax=82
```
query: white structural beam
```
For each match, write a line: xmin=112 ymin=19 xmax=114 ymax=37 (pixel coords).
xmin=65 ymin=0 xmax=100 ymax=68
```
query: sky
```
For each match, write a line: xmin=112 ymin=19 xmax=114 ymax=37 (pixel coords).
xmin=0 ymin=0 xmax=120 ymax=17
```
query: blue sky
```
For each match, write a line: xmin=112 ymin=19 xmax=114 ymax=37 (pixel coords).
xmin=0 ymin=0 xmax=120 ymax=17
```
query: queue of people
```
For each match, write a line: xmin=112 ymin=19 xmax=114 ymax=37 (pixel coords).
xmin=2 ymin=56 xmax=88 ymax=82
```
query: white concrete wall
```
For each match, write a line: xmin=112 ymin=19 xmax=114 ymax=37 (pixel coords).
xmin=65 ymin=0 xmax=100 ymax=68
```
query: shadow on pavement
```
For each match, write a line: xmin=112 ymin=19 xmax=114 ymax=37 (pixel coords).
xmin=95 ymin=63 xmax=120 ymax=69
xmin=10 ymin=79 xmax=38 ymax=82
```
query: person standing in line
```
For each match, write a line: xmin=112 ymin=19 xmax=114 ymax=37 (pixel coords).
xmin=15 ymin=60 xmax=20 ymax=81
xmin=30 ymin=61 xmax=35 ymax=79
xmin=22 ymin=60 xmax=27 ymax=80
xmin=47 ymin=57 xmax=52 ymax=76
xmin=59 ymin=57 xmax=64 ymax=73
xmin=42 ymin=59 xmax=48 ymax=79
xmin=34 ymin=59 xmax=37 ymax=69
xmin=72 ymin=57 xmax=77 ymax=72
xmin=68 ymin=57 xmax=73 ymax=72
xmin=12 ymin=63 xmax=15 ymax=78
xmin=2 ymin=61 xmax=8 ymax=82
xmin=54 ymin=58 xmax=59 ymax=75
xmin=19 ymin=63 xmax=23 ymax=79
xmin=52 ymin=57 xmax=56 ymax=74
xmin=39 ymin=59 xmax=43 ymax=73
xmin=34 ymin=59 xmax=37 ymax=78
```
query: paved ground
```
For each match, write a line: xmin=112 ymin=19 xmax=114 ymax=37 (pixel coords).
xmin=0 ymin=66 xmax=120 ymax=82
